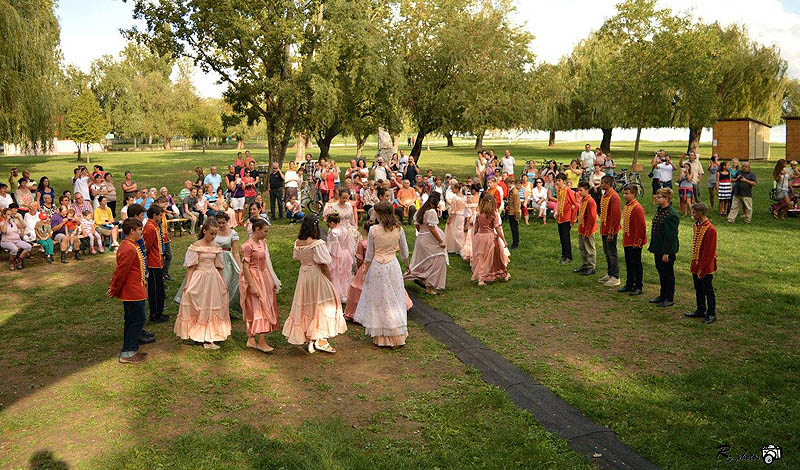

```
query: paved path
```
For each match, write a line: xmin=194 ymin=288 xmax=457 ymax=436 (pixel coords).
xmin=407 ymin=292 xmax=660 ymax=470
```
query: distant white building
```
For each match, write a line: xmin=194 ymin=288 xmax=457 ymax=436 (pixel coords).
xmin=2 ymin=139 xmax=103 ymax=156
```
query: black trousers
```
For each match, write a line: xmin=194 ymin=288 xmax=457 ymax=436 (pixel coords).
xmin=122 ymin=300 xmax=146 ymax=355
xmin=508 ymin=216 xmax=519 ymax=247
xmin=653 ymin=253 xmax=675 ymax=301
xmin=269 ymin=187 xmax=284 ymax=219
xmin=395 ymin=206 xmax=417 ymax=224
xmin=623 ymin=246 xmax=643 ymax=290
xmin=602 ymin=234 xmax=619 ymax=278
xmin=147 ymin=267 xmax=165 ymax=319
xmin=163 ymin=243 xmax=172 ymax=277
xmin=692 ymin=273 xmax=716 ymax=316
xmin=557 ymin=222 xmax=572 ymax=260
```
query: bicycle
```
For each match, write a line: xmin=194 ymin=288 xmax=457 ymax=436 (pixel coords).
xmin=614 ymin=168 xmax=644 ymax=198
xmin=300 ymin=181 xmax=322 ymax=215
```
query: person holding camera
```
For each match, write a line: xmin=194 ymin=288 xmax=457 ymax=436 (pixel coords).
xmin=726 ymin=161 xmax=757 ymax=224
xmin=268 ymin=162 xmax=285 ymax=221
xmin=648 ymin=188 xmax=679 ymax=308
xmin=655 ymin=153 xmax=677 ymax=190
xmin=373 ymin=157 xmax=389 ymax=181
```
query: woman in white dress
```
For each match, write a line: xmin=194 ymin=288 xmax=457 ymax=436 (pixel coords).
xmin=354 ymin=201 xmax=412 ymax=348
xmin=531 ymin=178 xmax=549 ymax=225
xmin=444 ymin=182 xmax=467 ymax=253
xmin=460 ymin=183 xmax=482 ymax=261
xmin=404 ymin=191 xmax=448 ymax=295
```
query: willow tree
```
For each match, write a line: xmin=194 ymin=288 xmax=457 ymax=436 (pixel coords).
xmin=531 ymin=61 xmax=573 ymax=147
xmin=0 ymin=0 xmax=61 ymax=152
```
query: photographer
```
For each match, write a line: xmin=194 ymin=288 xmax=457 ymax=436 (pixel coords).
xmin=268 ymin=162 xmax=285 ymax=220
xmin=372 ymin=157 xmax=389 ymax=181
xmin=727 ymin=161 xmax=757 ymax=224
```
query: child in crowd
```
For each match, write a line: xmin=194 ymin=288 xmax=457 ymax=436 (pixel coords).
xmin=325 ymin=213 xmax=354 ymax=303
xmin=35 ymin=212 xmax=55 ymax=263
xmin=685 ymin=203 xmax=717 ymax=324
xmin=575 ymin=182 xmax=597 ymax=276
xmin=618 ymin=184 xmax=647 ymax=296
xmin=81 ymin=209 xmax=104 ymax=254
xmin=107 ymin=218 xmax=148 ymax=364
xmin=65 ymin=208 xmax=81 ymax=243
xmin=285 ymin=194 xmax=304 ymax=223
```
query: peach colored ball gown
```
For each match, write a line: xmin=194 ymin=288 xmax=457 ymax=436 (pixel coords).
xmin=281 ymin=239 xmax=347 ymax=345
xmin=444 ymin=194 xmax=467 ymax=253
xmin=470 ymin=212 xmax=509 ymax=282
xmin=404 ymin=209 xmax=448 ymax=290
xmin=327 ymin=226 xmax=354 ymax=303
xmin=239 ymin=238 xmax=281 ymax=336
xmin=174 ymin=244 xmax=232 ymax=342
xmin=354 ymin=224 xmax=412 ymax=347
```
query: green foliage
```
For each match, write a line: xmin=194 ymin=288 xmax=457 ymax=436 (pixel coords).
xmin=181 ymin=98 xmax=224 ymax=151
xmin=64 ymin=88 xmax=107 ymax=150
xmin=0 ymin=0 xmax=61 ymax=150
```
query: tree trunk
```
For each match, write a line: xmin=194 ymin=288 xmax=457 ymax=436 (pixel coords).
xmin=356 ymin=135 xmax=367 ymax=159
xmin=548 ymin=130 xmax=556 ymax=147
xmin=632 ymin=126 xmax=643 ymax=165
xmin=236 ymin=137 xmax=245 ymax=149
xmin=147 ymin=133 xmax=152 ymax=145
xmin=444 ymin=131 xmax=454 ymax=147
xmin=391 ymin=134 xmax=400 ymax=154
xmin=474 ymin=129 xmax=485 ymax=150
xmin=76 ymin=142 xmax=82 ymax=162
xmin=687 ymin=127 xmax=702 ymax=155
xmin=133 ymin=136 xmax=137 ymax=149
xmin=316 ymin=134 xmax=335 ymax=161
xmin=202 ymin=138 xmax=207 ymax=154
xmin=600 ymin=128 xmax=612 ymax=155
xmin=410 ymin=129 xmax=427 ymax=162
xmin=295 ymin=132 xmax=307 ymax=161
xmin=162 ymin=137 xmax=171 ymax=150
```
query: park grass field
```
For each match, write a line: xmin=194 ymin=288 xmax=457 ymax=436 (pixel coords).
xmin=1 ymin=139 xmax=798 ymax=469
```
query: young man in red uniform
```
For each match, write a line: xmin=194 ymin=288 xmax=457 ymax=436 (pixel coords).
xmin=598 ymin=175 xmax=622 ymax=287
xmin=574 ymin=182 xmax=597 ymax=275
xmin=555 ymin=173 xmax=578 ymax=264
xmin=619 ymin=184 xmax=647 ymax=296
xmin=685 ymin=203 xmax=717 ymax=324
xmin=143 ymin=205 xmax=168 ymax=323
xmin=107 ymin=218 xmax=148 ymax=364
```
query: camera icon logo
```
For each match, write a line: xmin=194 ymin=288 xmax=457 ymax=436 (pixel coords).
xmin=762 ymin=444 xmax=782 ymax=465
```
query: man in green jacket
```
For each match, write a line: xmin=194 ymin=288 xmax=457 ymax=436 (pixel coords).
xmin=648 ymin=187 xmax=680 ymax=307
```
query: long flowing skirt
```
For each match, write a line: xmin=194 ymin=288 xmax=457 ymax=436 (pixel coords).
xmin=174 ymin=267 xmax=232 ymax=342
xmin=239 ymin=267 xmax=280 ymax=336
xmin=354 ymin=259 xmax=411 ymax=347
xmin=444 ymin=214 xmax=466 ymax=253
xmin=174 ymin=251 xmax=241 ymax=311
xmin=343 ymin=263 xmax=368 ymax=320
xmin=405 ymin=230 xmax=448 ymax=290
xmin=282 ymin=265 xmax=347 ymax=344
xmin=470 ymin=232 xmax=508 ymax=282
xmin=460 ymin=225 xmax=474 ymax=260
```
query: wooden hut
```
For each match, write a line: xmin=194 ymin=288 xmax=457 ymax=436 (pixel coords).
xmin=711 ymin=118 xmax=771 ymax=160
xmin=786 ymin=117 xmax=800 ymax=161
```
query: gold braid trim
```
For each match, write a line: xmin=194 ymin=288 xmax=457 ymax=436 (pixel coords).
xmin=600 ymin=192 xmax=611 ymax=225
xmin=124 ymin=239 xmax=146 ymax=286
xmin=623 ymin=201 xmax=637 ymax=235
xmin=578 ymin=198 xmax=588 ymax=228
xmin=692 ymin=221 xmax=709 ymax=262
xmin=557 ymin=186 xmax=566 ymax=216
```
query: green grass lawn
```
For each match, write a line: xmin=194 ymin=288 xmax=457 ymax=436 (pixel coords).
xmin=1 ymin=140 xmax=798 ymax=469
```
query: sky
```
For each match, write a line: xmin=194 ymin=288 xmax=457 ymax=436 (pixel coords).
xmin=57 ymin=0 xmax=800 ymax=99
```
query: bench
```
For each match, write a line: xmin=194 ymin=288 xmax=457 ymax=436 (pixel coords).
xmin=166 ymin=218 xmax=189 ymax=237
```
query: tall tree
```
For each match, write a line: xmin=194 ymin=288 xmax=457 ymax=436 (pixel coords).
xmin=127 ymin=0 xmax=324 ymax=166
xmin=64 ymin=88 xmax=107 ymax=163
xmin=0 ymin=0 xmax=61 ymax=152
xmin=531 ymin=61 xmax=573 ymax=147
xmin=181 ymin=98 xmax=223 ymax=153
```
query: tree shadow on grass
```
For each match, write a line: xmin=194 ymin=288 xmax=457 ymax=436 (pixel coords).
xmin=30 ymin=450 xmax=69 ymax=470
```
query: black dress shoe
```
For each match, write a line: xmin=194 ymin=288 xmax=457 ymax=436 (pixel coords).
xmin=649 ymin=297 xmax=663 ymax=304
xmin=684 ymin=311 xmax=705 ymax=318
xmin=138 ymin=335 xmax=155 ymax=345
xmin=618 ymin=286 xmax=632 ymax=293
xmin=573 ymin=267 xmax=586 ymax=273
xmin=657 ymin=300 xmax=674 ymax=307
xmin=150 ymin=314 xmax=169 ymax=323
xmin=704 ymin=315 xmax=717 ymax=324
xmin=141 ymin=330 xmax=155 ymax=338
xmin=629 ymin=289 xmax=643 ymax=296
xmin=579 ymin=269 xmax=595 ymax=276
